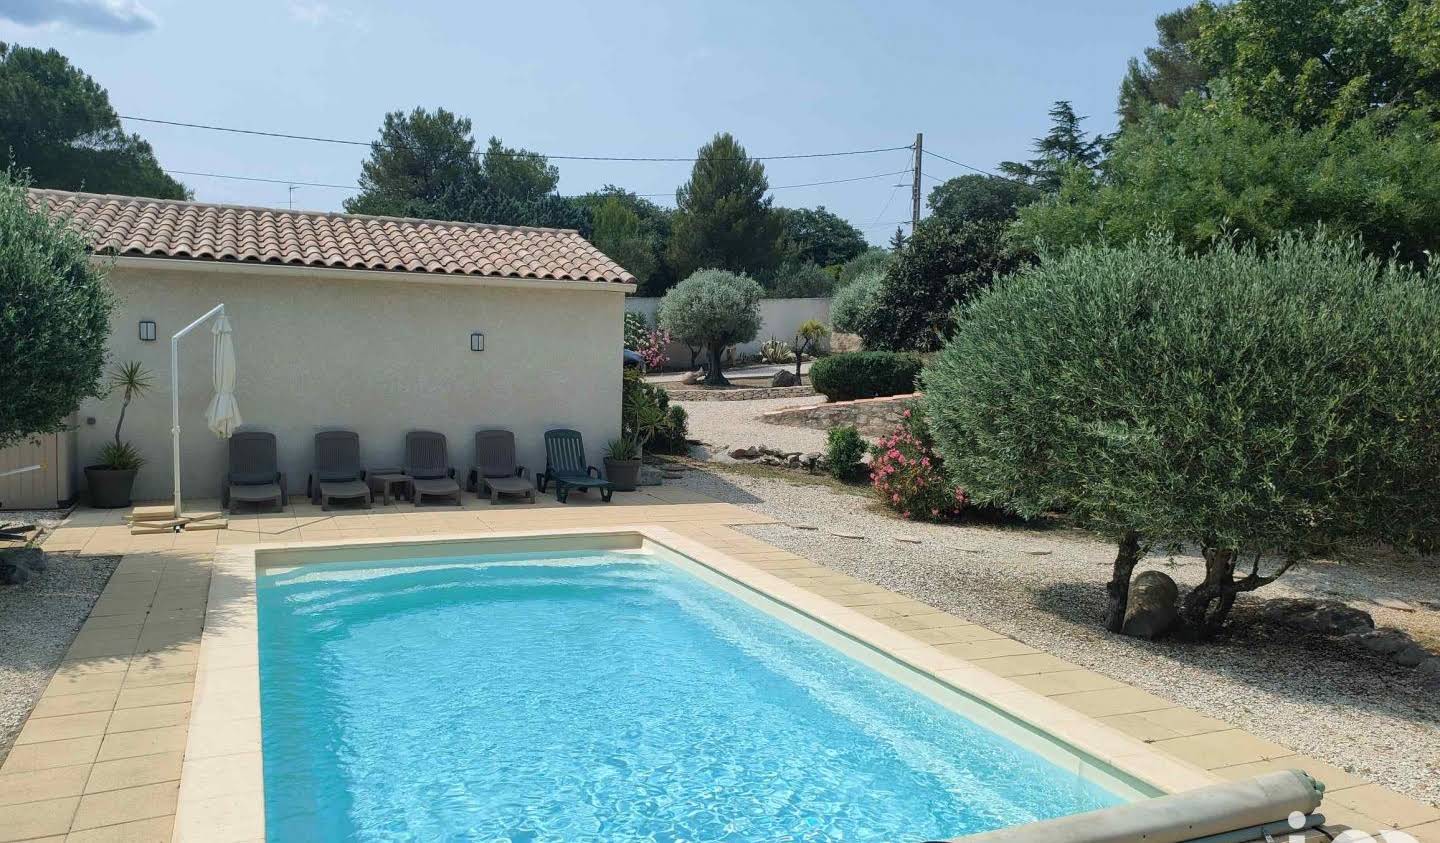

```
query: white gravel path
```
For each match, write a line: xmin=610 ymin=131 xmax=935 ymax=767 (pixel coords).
xmin=676 ymin=466 xmax=1440 ymax=806
xmin=676 ymin=394 xmax=832 ymax=457
xmin=0 ymin=552 xmax=120 ymax=757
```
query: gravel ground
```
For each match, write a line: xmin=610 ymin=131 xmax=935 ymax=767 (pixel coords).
xmin=1 ymin=508 xmax=71 ymax=534
xmin=677 ymin=394 xmax=832 ymax=457
xmin=676 ymin=465 xmax=1440 ymax=806
xmin=0 ymin=552 xmax=120 ymax=759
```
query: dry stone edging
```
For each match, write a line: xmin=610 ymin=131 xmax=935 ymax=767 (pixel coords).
xmin=669 ymin=385 xmax=817 ymax=401
xmin=761 ymin=392 xmax=921 ymax=435
xmin=1262 ymin=597 xmax=1440 ymax=690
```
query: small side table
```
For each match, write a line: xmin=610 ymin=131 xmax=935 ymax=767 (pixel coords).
xmin=368 ymin=471 xmax=411 ymax=506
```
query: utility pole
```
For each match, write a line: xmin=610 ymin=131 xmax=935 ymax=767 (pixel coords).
xmin=911 ymin=132 xmax=923 ymax=231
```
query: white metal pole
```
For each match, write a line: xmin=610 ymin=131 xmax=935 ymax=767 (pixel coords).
xmin=171 ymin=304 xmax=225 ymax=517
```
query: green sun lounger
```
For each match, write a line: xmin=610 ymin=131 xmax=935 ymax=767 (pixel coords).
xmin=537 ymin=429 xmax=614 ymax=504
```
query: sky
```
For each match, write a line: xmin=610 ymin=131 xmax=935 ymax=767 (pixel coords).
xmin=1 ymin=0 xmax=1181 ymax=244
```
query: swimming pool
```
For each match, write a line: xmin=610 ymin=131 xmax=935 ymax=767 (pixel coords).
xmin=256 ymin=545 xmax=1134 ymax=841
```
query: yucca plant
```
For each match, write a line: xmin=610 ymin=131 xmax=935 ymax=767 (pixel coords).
xmin=101 ymin=361 xmax=153 ymax=469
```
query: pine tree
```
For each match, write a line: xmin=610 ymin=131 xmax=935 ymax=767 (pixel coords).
xmin=889 ymin=226 xmax=907 ymax=250
xmin=999 ymin=101 xmax=1107 ymax=192
xmin=666 ymin=132 xmax=782 ymax=279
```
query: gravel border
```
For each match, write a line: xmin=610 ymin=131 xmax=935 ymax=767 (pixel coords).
xmin=0 ymin=552 xmax=120 ymax=759
xmin=675 ymin=465 xmax=1440 ymax=806
xmin=677 ymin=394 xmax=832 ymax=458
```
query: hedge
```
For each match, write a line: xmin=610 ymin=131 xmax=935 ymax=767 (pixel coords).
xmin=810 ymin=351 xmax=922 ymax=402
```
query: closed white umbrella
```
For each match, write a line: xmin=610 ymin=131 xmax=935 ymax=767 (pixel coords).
xmin=204 ymin=314 xmax=242 ymax=438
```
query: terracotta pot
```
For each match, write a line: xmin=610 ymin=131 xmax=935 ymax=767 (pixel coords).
xmin=84 ymin=466 xmax=137 ymax=509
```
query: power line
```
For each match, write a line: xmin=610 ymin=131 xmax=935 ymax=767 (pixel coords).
xmin=120 ymin=115 xmax=911 ymax=163
xmin=636 ymin=168 xmax=912 ymax=199
xmin=166 ymin=169 xmax=360 ymax=191
xmin=921 ymin=148 xmax=1034 ymax=187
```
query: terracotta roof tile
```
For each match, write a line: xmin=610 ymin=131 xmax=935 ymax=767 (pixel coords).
xmin=27 ymin=188 xmax=635 ymax=286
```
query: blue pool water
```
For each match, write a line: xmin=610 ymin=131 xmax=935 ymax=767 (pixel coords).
xmin=257 ymin=552 xmax=1124 ymax=841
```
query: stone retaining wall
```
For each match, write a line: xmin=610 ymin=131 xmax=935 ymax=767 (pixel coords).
xmin=667 ymin=385 xmax=817 ymax=402
xmin=760 ymin=393 xmax=920 ymax=435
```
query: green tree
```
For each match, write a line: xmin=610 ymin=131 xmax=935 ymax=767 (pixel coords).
xmin=588 ymin=196 xmax=657 ymax=287
xmin=889 ymin=226 xmax=907 ymax=250
xmin=767 ymin=261 xmax=834 ymax=297
xmin=346 ymin=107 xmax=580 ymax=229
xmin=1192 ymin=0 xmax=1440 ymax=129
xmin=924 ymin=232 xmax=1440 ymax=637
xmin=837 ymin=247 xmax=893 ymax=286
xmin=656 ymin=269 xmax=763 ymax=386
xmin=830 ymin=270 xmax=884 ymax=335
xmin=999 ymin=101 xmax=1107 ymax=192
xmin=775 ymin=206 xmax=868 ymax=268
xmin=0 ymin=171 xmax=114 ymax=449
xmin=855 ymin=219 xmax=1028 ymax=352
xmin=1011 ymin=101 xmax=1440 ymax=267
xmin=667 ymin=133 xmax=782 ymax=279
xmin=1117 ymin=5 xmax=1212 ymax=126
xmin=0 ymin=44 xmax=186 ymax=199
xmin=576 ymin=186 xmax=676 ymax=294
xmin=926 ymin=174 xmax=1041 ymax=226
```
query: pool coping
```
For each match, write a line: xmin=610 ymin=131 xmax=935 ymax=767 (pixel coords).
xmin=178 ymin=524 xmax=1222 ymax=841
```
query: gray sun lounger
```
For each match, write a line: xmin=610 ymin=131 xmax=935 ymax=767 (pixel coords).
xmin=404 ymin=430 xmax=461 ymax=506
xmin=222 ymin=431 xmax=287 ymax=513
xmin=308 ymin=430 xmax=372 ymax=510
xmin=537 ymin=428 xmax=614 ymax=504
xmin=467 ymin=430 xmax=535 ymax=504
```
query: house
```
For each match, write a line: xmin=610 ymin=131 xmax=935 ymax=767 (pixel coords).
xmin=31 ymin=188 xmax=636 ymax=502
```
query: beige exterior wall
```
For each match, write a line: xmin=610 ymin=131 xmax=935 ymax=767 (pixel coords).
xmin=77 ymin=262 xmax=625 ymax=502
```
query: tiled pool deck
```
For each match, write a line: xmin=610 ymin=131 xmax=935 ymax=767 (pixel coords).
xmin=3 ymin=488 xmax=1436 ymax=842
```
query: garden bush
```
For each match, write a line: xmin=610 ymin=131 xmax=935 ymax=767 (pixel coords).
xmin=830 ymin=270 xmax=883 ymax=335
xmin=623 ymin=312 xmax=649 ymax=349
xmin=810 ymin=351 xmax=923 ymax=402
xmin=870 ymin=404 xmax=967 ymax=521
xmin=825 ymin=426 xmax=866 ymax=481
xmin=924 ymin=231 xmax=1440 ymax=637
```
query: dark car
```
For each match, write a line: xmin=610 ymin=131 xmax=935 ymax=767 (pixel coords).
xmin=623 ymin=349 xmax=644 ymax=369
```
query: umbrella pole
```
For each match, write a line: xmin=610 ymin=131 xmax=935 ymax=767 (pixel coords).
xmin=171 ymin=304 xmax=225 ymax=518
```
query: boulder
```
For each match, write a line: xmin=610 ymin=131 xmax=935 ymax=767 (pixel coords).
xmin=771 ymin=369 xmax=799 ymax=387
xmin=1393 ymin=643 xmax=1430 ymax=668
xmin=1261 ymin=598 xmax=1374 ymax=636
xmin=1122 ymin=570 xmax=1180 ymax=639
xmin=1347 ymin=628 xmax=1412 ymax=656
xmin=0 ymin=560 xmax=31 ymax=586
xmin=728 ymin=446 xmax=760 ymax=460
xmin=1416 ymin=657 xmax=1440 ymax=690
xmin=681 ymin=370 xmax=703 ymax=385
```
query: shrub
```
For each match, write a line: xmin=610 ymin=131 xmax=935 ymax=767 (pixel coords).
xmin=768 ymin=261 xmax=834 ymax=297
xmin=826 ymin=426 xmax=866 ymax=481
xmin=870 ymin=405 xmax=966 ymax=521
xmin=830 ymin=270 xmax=883 ymax=336
xmin=810 ymin=351 xmax=923 ymax=402
xmin=623 ymin=311 xmax=649 ymax=349
xmin=636 ymin=327 xmax=672 ymax=370
xmin=759 ymin=337 xmax=795 ymax=364
xmin=837 ymin=248 xmax=892 ymax=286
xmin=657 ymin=269 xmax=764 ymax=386
xmin=924 ymin=231 xmax=1440 ymax=637
xmin=1 ymin=170 xmax=114 ymax=450
xmin=652 ymin=405 xmax=690 ymax=454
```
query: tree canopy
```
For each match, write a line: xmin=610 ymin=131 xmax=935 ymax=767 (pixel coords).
xmin=666 ymin=133 xmax=782 ymax=280
xmin=657 ymin=269 xmax=764 ymax=385
xmin=926 ymin=174 xmax=1041 ymax=226
xmin=0 ymin=43 xmax=186 ymax=199
xmin=775 ymin=205 xmax=868 ymax=269
xmin=1117 ymin=6 xmax=1210 ymax=125
xmin=998 ymin=101 xmax=1107 ymax=191
xmin=0 ymin=170 xmax=114 ymax=449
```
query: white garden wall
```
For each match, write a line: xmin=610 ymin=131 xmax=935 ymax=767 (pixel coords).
xmin=625 ymin=297 xmax=832 ymax=367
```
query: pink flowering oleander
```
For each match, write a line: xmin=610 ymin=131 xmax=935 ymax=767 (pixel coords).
xmin=639 ymin=328 xmax=672 ymax=370
xmin=870 ymin=408 xmax=968 ymax=522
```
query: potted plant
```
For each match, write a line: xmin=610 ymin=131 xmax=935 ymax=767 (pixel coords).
xmin=84 ymin=361 xmax=153 ymax=508
xmin=603 ymin=436 xmax=642 ymax=492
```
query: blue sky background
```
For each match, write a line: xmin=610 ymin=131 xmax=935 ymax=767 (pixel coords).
xmin=1 ymin=0 xmax=1179 ymax=243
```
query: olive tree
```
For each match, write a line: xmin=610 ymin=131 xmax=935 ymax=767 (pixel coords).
xmin=924 ymin=232 xmax=1440 ymax=638
xmin=0 ymin=171 xmax=113 ymax=450
xmin=657 ymin=269 xmax=762 ymax=386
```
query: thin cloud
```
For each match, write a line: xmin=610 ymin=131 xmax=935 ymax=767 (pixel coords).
xmin=0 ymin=0 xmax=159 ymax=33
xmin=288 ymin=1 xmax=368 ymax=31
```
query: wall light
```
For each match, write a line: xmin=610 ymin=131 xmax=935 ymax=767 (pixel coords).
xmin=138 ymin=320 xmax=157 ymax=341
xmin=470 ymin=332 xmax=485 ymax=352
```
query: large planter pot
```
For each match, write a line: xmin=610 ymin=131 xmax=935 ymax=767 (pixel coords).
xmin=85 ymin=466 xmax=138 ymax=509
xmin=603 ymin=458 xmax=641 ymax=492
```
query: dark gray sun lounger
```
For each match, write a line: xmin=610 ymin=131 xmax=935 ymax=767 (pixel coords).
xmin=404 ymin=430 xmax=461 ymax=506
xmin=537 ymin=428 xmax=613 ymax=504
xmin=309 ymin=430 xmax=372 ymax=510
xmin=467 ymin=430 xmax=535 ymax=504
xmin=222 ymin=431 xmax=287 ymax=513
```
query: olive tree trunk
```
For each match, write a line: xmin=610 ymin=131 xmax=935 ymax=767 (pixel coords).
xmin=1103 ymin=530 xmax=1142 ymax=633
xmin=704 ymin=344 xmax=730 ymax=386
xmin=1179 ymin=545 xmax=1296 ymax=639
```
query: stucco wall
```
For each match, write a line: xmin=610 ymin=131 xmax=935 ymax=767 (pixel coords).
xmin=625 ymin=296 xmax=831 ymax=363
xmin=79 ymin=263 xmax=625 ymax=502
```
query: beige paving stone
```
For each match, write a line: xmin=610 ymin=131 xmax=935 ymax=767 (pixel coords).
xmin=0 ymin=737 xmax=102 ymax=774
xmin=1011 ymin=669 xmax=1126 ymax=696
xmin=172 ymin=792 xmax=263 ymax=843
xmin=114 ymin=683 xmax=192 ymax=710
xmin=0 ymin=764 xmax=91 ymax=807
xmin=15 ymin=712 xmax=112 ymax=745
xmin=936 ymin=637 xmax=1039 ymax=660
xmin=84 ymin=752 xmax=184 ymax=794
xmin=1405 ymin=820 xmax=1440 ymax=843
xmin=95 ymin=726 xmax=189 ymax=762
xmin=43 ymin=673 xmax=126 ymax=701
xmin=64 ymin=638 xmax=139 ymax=661
xmin=106 ymin=703 xmax=190 ymax=734
xmin=70 ymin=781 xmax=179 ymax=831
xmin=183 ymin=716 xmax=259 ymax=759
xmin=1152 ymin=729 xmax=1293 ymax=770
xmin=120 ymin=666 xmax=197 ymax=689
xmin=64 ymin=815 xmax=176 ymax=842
xmin=1212 ymin=755 xmax=1367 ymax=791
xmin=1052 ymin=686 xmax=1175 ymax=718
xmin=905 ymin=624 xmax=1005 ymax=645
xmin=30 ymin=689 xmax=119 ymax=719
xmin=1327 ymin=783 xmax=1440 ymax=829
xmin=0 ymin=795 xmax=78 ymax=842
xmin=967 ymin=652 xmax=1078 ymax=677
xmin=176 ymin=752 xmax=261 ymax=801
xmin=1100 ymin=706 xmax=1229 ymax=742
